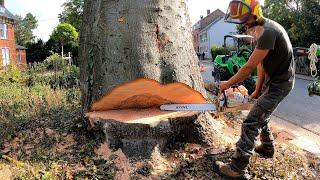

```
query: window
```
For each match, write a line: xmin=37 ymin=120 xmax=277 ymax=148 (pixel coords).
xmin=2 ymin=48 xmax=10 ymax=66
xmin=0 ymin=7 xmax=5 ymax=13
xmin=200 ymin=33 xmax=207 ymax=43
xmin=17 ymin=50 xmax=22 ymax=64
xmin=0 ymin=23 xmax=7 ymax=39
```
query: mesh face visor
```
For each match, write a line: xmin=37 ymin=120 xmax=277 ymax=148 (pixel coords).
xmin=225 ymin=1 xmax=251 ymax=24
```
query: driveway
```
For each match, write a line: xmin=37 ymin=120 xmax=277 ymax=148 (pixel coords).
xmin=274 ymin=78 xmax=320 ymax=135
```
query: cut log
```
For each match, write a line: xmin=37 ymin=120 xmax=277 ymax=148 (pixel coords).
xmin=91 ymin=78 xmax=207 ymax=111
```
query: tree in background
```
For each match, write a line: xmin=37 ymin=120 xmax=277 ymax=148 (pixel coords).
xmin=50 ymin=23 xmax=78 ymax=57
xmin=264 ymin=0 xmax=320 ymax=47
xmin=26 ymin=39 xmax=51 ymax=63
xmin=14 ymin=13 xmax=38 ymax=46
xmin=58 ymin=0 xmax=84 ymax=32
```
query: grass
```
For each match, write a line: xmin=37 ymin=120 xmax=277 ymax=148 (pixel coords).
xmin=0 ymin=63 xmax=319 ymax=179
xmin=0 ymin=63 xmax=112 ymax=179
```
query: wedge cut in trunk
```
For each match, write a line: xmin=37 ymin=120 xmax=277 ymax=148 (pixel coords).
xmin=91 ymin=78 xmax=207 ymax=111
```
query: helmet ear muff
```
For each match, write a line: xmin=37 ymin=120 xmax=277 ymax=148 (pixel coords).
xmin=253 ymin=3 xmax=263 ymax=19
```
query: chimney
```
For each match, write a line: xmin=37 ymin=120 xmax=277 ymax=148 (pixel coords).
xmin=200 ymin=15 xmax=203 ymax=20
xmin=207 ymin=9 xmax=211 ymax=15
xmin=0 ymin=0 xmax=4 ymax=6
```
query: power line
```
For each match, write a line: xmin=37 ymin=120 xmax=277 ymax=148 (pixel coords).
xmin=37 ymin=17 xmax=59 ymax=22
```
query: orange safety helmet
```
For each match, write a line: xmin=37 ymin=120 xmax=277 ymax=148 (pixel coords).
xmin=225 ymin=0 xmax=264 ymax=24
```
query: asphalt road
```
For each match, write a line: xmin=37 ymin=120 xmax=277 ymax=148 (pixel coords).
xmin=201 ymin=60 xmax=320 ymax=135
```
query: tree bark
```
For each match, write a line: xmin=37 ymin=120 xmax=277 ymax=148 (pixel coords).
xmin=79 ymin=0 xmax=227 ymax=150
xmin=79 ymin=0 xmax=204 ymax=110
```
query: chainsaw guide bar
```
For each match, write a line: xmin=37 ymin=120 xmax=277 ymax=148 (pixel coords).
xmin=160 ymin=104 xmax=217 ymax=112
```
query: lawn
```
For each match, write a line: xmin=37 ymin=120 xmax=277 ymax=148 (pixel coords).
xmin=0 ymin=58 xmax=319 ymax=179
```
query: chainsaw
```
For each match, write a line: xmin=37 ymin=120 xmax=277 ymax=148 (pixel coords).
xmin=160 ymin=68 xmax=250 ymax=112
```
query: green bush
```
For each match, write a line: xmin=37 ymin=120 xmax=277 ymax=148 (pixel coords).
xmin=43 ymin=53 xmax=67 ymax=71
xmin=28 ymin=61 xmax=47 ymax=73
xmin=0 ymin=54 xmax=79 ymax=90
xmin=211 ymin=45 xmax=236 ymax=59
xmin=211 ymin=45 xmax=225 ymax=60
xmin=26 ymin=65 xmax=80 ymax=89
xmin=0 ymin=63 xmax=26 ymax=85
xmin=0 ymin=83 xmax=81 ymax=140
xmin=49 ymin=65 xmax=80 ymax=89
xmin=24 ymin=53 xmax=80 ymax=89
xmin=211 ymin=44 xmax=250 ymax=60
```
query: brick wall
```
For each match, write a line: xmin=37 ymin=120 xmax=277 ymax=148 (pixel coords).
xmin=0 ymin=22 xmax=27 ymax=67
xmin=0 ymin=23 xmax=17 ymax=66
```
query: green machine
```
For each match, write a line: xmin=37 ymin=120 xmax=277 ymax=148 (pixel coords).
xmin=214 ymin=34 xmax=256 ymax=94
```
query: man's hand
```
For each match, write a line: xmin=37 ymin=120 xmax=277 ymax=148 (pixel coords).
xmin=250 ymin=90 xmax=261 ymax=99
xmin=220 ymin=81 xmax=231 ymax=92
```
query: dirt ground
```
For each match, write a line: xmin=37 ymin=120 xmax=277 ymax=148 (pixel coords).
xmin=0 ymin=110 xmax=319 ymax=179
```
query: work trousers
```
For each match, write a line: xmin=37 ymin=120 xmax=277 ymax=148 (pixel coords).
xmin=231 ymin=80 xmax=293 ymax=172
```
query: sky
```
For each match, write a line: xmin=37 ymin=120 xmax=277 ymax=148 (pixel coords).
xmin=187 ymin=0 xmax=230 ymax=25
xmin=6 ymin=0 xmax=65 ymax=41
xmin=5 ymin=0 xmax=262 ymax=41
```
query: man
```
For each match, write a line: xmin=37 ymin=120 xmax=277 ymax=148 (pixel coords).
xmin=216 ymin=0 xmax=295 ymax=179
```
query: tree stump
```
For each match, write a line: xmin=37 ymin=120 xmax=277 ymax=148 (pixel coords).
xmin=86 ymin=79 xmax=227 ymax=158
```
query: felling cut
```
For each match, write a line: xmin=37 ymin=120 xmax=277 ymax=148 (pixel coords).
xmin=90 ymin=78 xmax=207 ymax=111
xmin=86 ymin=78 xmax=232 ymax=157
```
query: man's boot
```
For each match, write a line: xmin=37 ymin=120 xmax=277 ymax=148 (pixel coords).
xmin=254 ymin=135 xmax=275 ymax=158
xmin=216 ymin=152 xmax=251 ymax=179
xmin=216 ymin=161 xmax=251 ymax=179
xmin=254 ymin=143 xmax=275 ymax=158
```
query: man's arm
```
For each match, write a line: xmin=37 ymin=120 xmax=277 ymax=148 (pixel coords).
xmin=250 ymin=62 xmax=265 ymax=98
xmin=255 ymin=63 xmax=265 ymax=93
xmin=220 ymin=48 xmax=269 ymax=91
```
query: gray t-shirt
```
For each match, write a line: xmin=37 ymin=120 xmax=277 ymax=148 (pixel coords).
xmin=256 ymin=18 xmax=295 ymax=85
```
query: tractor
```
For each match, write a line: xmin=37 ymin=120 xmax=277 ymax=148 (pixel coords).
xmin=213 ymin=34 xmax=256 ymax=94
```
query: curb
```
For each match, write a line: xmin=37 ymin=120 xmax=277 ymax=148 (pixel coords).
xmin=295 ymin=74 xmax=316 ymax=81
xmin=270 ymin=115 xmax=320 ymax=156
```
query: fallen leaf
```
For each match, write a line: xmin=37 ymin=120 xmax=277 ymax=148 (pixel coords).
xmin=118 ymin=16 xmax=125 ymax=23
xmin=94 ymin=143 xmax=111 ymax=160
xmin=45 ymin=128 xmax=55 ymax=136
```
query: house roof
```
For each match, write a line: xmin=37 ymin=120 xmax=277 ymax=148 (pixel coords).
xmin=199 ymin=9 xmax=225 ymax=30
xmin=199 ymin=16 xmax=224 ymax=33
xmin=16 ymin=45 xmax=27 ymax=50
xmin=0 ymin=5 xmax=15 ymax=20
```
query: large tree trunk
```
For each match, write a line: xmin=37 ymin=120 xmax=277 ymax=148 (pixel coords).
xmin=79 ymin=0 xmax=228 ymax=157
xmin=80 ymin=0 xmax=205 ymax=109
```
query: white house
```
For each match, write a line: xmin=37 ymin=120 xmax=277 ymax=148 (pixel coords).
xmin=199 ymin=17 xmax=237 ymax=59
